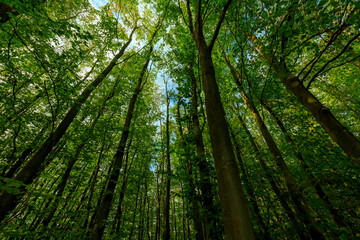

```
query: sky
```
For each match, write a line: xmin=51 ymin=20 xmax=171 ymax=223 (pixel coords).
xmin=87 ymin=0 xmax=172 ymax=105
xmin=89 ymin=0 xmax=108 ymax=10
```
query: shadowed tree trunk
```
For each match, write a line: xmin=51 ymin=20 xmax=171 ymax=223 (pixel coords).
xmin=114 ymin=142 xmax=136 ymax=233
xmin=234 ymin=112 xmax=311 ymax=240
xmin=184 ymin=0 xmax=255 ymax=238
xmin=162 ymin=81 xmax=171 ymax=240
xmin=176 ymin=97 xmax=204 ymax=240
xmin=225 ymin=55 xmax=326 ymax=240
xmin=90 ymin=46 xmax=153 ymax=240
xmin=188 ymin=62 xmax=220 ymax=239
xmin=229 ymin=126 xmax=272 ymax=240
xmin=248 ymin=33 xmax=360 ymax=162
xmin=261 ymin=100 xmax=348 ymax=230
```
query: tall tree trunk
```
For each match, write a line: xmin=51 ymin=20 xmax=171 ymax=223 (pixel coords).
xmin=172 ymin=196 xmax=178 ymax=240
xmin=114 ymin=143 xmax=136 ymax=233
xmin=0 ymin=26 xmax=138 ymax=222
xmin=235 ymin=113 xmax=311 ymax=240
xmin=229 ymin=126 xmax=271 ymax=240
xmin=129 ymin=183 xmax=141 ymax=239
xmin=185 ymin=0 xmax=255 ymax=238
xmin=162 ymin=81 xmax=171 ymax=240
xmin=189 ymin=62 xmax=219 ymax=239
xmin=261 ymin=100 xmax=348 ymax=230
xmin=155 ymin=164 xmax=162 ymax=240
xmin=90 ymin=46 xmax=152 ymax=240
xmin=176 ymin=98 xmax=204 ymax=240
xmin=225 ymin=56 xmax=326 ymax=240
xmin=249 ymin=35 xmax=360 ymax=161
xmin=88 ymin=163 xmax=113 ymax=232
xmin=83 ymin=134 xmax=106 ymax=230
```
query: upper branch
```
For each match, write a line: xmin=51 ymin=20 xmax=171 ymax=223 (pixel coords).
xmin=186 ymin=0 xmax=194 ymax=34
xmin=208 ymin=0 xmax=233 ymax=51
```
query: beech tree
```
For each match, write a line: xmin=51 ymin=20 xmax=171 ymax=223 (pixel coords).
xmin=0 ymin=0 xmax=359 ymax=239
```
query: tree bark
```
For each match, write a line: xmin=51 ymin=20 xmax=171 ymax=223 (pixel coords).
xmin=90 ymin=47 xmax=152 ymax=240
xmin=176 ymin=98 xmax=204 ymax=240
xmin=189 ymin=62 xmax=219 ymax=239
xmin=249 ymin=34 xmax=360 ymax=162
xmin=225 ymin=56 xmax=326 ymax=240
xmin=185 ymin=0 xmax=255 ymax=238
xmin=229 ymin=126 xmax=272 ymax=240
xmin=261 ymin=101 xmax=348 ymax=230
xmin=162 ymin=81 xmax=171 ymax=240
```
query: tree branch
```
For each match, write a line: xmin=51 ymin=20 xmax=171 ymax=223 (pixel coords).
xmin=186 ymin=0 xmax=194 ymax=34
xmin=208 ymin=0 xmax=233 ymax=51
xmin=307 ymin=32 xmax=360 ymax=89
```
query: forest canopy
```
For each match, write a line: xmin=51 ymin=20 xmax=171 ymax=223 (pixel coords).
xmin=0 ymin=0 xmax=359 ymax=239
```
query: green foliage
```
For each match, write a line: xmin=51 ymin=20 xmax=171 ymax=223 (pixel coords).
xmin=0 ymin=0 xmax=359 ymax=239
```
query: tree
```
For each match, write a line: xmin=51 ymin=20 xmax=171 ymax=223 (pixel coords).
xmin=1 ymin=0 xmax=359 ymax=239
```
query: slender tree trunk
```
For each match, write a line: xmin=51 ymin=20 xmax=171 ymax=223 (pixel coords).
xmin=129 ymin=183 xmax=141 ymax=239
xmin=162 ymin=82 xmax=171 ymax=240
xmin=90 ymin=47 xmax=152 ymax=240
xmin=155 ymin=162 xmax=162 ymax=240
xmin=261 ymin=101 xmax=348 ymax=229
xmin=173 ymin=196 xmax=178 ymax=240
xmin=181 ymin=186 xmax=187 ymax=240
xmin=225 ymin=56 xmax=326 ymax=240
xmin=138 ymin=180 xmax=147 ymax=240
xmin=176 ymin=98 xmax=204 ymax=240
xmin=235 ymin=113 xmax=311 ymax=240
xmin=189 ymin=62 xmax=219 ymax=239
xmin=83 ymin=136 xmax=106 ymax=230
xmin=0 ymin=26 xmax=138 ymax=222
xmin=114 ymin=144 xmax=136 ymax=232
xmin=88 ymin=162 xmax=114 ymax=232
xmin=146 ymin=185 xmax=151 ymax=240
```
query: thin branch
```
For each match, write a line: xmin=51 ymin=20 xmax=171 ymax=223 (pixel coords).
xmin=299 ymin=23 xmax=349 ymax=81
xmin=208 ymin=0 xmax=233 ymax=51
xmin=177 ymin=0 xmax=189 ymax=29
xmin=202 ymin=1 xmax=211 ymax=23
xmin=307 ymin=32 xmax=360 ymax=89
xmin=186 ymin=0 xmax=194 ymax=34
